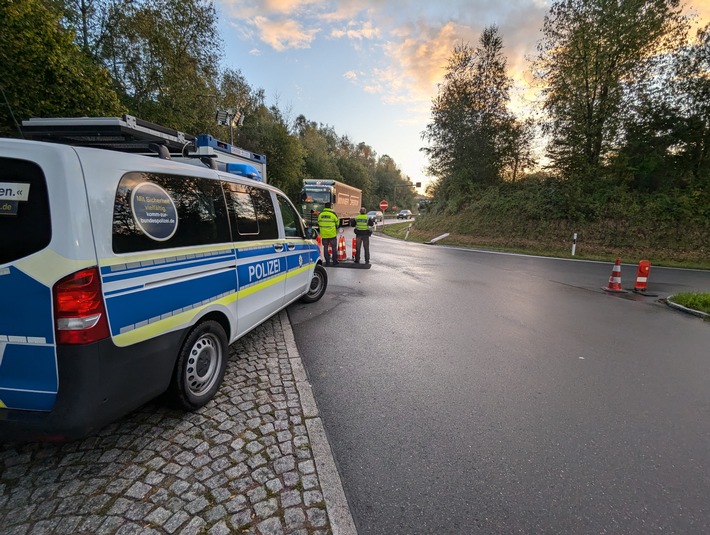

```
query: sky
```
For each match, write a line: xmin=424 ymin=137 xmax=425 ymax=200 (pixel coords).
xmin=215 ymin=0 xmax=710 ymax=195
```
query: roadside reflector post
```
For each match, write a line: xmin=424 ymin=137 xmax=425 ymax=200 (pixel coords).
xmin=404 ymin=223 xmax=412 ymax=241
xmin=572 ymin=232 xmax=577 ymax=256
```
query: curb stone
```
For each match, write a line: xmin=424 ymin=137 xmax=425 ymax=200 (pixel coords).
xmin=665 ymin=295 xmax=710 ymax=320
xmin=279 ymin=311 xmax=358 ymax=535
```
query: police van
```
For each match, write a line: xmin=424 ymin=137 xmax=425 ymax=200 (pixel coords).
xmin=0 ymin=116 xmax=327 ymax=440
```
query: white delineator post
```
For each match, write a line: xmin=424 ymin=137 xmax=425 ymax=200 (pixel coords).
xmin=572 ymin=232 xmax=577 ymax=256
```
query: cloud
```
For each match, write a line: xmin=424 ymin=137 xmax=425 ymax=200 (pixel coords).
xmin=220 ymin=0 xmax=323 ymax=18
xmin=331 ymin=20 xmax=380 ymax=40
xmin=343 ymin=70 xmax=358 ymax=81
xmin=251 ymin=16 xmax=320 ymax=51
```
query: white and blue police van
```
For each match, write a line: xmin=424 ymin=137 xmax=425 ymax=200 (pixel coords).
xmin=0 ymin=116 xmax=327 ymax=440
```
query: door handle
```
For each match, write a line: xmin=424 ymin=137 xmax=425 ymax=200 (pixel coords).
xmin=274 ymin=244 xmax=284 ymax=252
xmin=287 ymin=243 xmax=296 ymax=251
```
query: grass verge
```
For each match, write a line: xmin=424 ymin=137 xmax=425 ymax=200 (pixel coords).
xmin=670 ymin=293 xmax=710 ymax=314
xmin=380 ymin=221 xmax=710 ymax=270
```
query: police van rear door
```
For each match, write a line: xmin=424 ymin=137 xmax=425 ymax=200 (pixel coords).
xmin=0 ymin=144 xmax=73 ymax=412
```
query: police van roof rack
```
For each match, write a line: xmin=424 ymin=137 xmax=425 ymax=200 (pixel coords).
xmin=21 ymin=115 xmax=195 ymax=160
xmin=21 ymin=115 xmax=265 ymax=181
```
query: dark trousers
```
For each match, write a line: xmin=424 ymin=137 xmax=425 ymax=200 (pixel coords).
xmin=355 ymin=235 xmax=370 ymax=263
xmin=323 ymin=237 xmax=338 ymax=264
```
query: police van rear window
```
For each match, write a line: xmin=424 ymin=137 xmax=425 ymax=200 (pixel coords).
xmin=0 ymin=158 xmax=51 ymax=265
xmin=112 ymin=172 xmax=231 ymax=254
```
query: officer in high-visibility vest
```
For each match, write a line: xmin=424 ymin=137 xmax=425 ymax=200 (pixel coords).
xmin=318 ymin=202 xmax=340 ymax=266
xmin=354 ymin=207 xmax=374 ymax=264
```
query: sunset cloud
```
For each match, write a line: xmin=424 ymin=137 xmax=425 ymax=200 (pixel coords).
xmin=251 ymin=16 xmax=319 ymax=51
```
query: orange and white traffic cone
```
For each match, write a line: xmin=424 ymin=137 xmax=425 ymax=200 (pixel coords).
xmin=337 ymin=236 xmax=347 ymax=261
xmin=632 ymin=260 xmax=657 ymax=295
xmin=602 ymin=257 xmax=627 ymax=293
xmin=634 ymin=260 xmax=650 ymax=292
xmin=352 ymin=237 xmax=357 ymax=260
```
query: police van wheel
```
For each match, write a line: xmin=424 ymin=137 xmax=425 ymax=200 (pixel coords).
xmin=170 ymin=320 xmax=228 ymax=410
xmin=302 ymin=264 xmax=328 ymax=303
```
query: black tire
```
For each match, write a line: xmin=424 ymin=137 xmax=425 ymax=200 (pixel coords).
xmin=301 ymin=264 xmax=328 ymax=303
xmin=169 ymin=320 xmax=228 ymax=410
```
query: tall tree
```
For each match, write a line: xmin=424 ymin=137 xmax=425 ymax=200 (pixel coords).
xmin=534 ymin=0 xmax=687 ymax=180
xmin=0 ymin=0 xmax=123 ymax=137
xmin=672 ymin=23 xmax=710 ymax=188
xmin=422 ymin=26 xmax=517 ymax=209
xmin=97 ymin=0 xmax=221 ymax=134
xmin=54 ymin=0 xmax=107 ymax=53
xmin=296 ymin=116 xmax=343 ymax=181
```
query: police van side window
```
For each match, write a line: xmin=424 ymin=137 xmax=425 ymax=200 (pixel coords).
xmin=0 ymin=158 xmax=51 ymax=264
xmin=251 ymin=188 xmax=278 ymax=240
xmin=223 ymin=183 xmax=278 ymax=241
xmin=277 ymin=195 xmax=305 ymax=238
xmin=113 ymin=172 xmax=230 ymax=254
xmin=224 ymin=183 xmax=258 ymax=236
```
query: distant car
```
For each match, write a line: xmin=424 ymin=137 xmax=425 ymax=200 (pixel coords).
xmin=397 ymin=209 xmax=412 ymax=219
xmin=367 ymin=210 xmax=384 ymax=222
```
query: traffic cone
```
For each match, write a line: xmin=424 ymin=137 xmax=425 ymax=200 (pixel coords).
xmin=602 ymin=257 xmax=628 ymax=293
xmin=632 ymin=260 xmax=657 ymax=295
xmin=352 ymin=237 xmax=357 ymax=259
xmin=337 ymin=236 xmax=347 ymax=261
xmin=634 ymin=260 xmax=650 ymax=292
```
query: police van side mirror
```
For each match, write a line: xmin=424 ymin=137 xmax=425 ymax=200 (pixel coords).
xmin=305 ymin=227 xmax=318 ymax=239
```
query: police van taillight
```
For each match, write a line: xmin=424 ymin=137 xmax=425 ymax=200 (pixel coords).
xmin=53 ymin=267 xmax=110 ymax=344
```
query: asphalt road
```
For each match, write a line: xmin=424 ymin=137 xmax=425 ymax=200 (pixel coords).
xmin=287 ymin=235 xmax=710 ymax=534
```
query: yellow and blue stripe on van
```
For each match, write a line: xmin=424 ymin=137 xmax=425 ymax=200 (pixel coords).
xmin=102 ymin=242 xmax=319 ymax=347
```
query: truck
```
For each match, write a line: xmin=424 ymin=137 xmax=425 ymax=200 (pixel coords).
xmin=300 ymin=179 xmax=362 ymax=227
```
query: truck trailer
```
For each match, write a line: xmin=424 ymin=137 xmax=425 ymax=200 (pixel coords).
xmin=300 ymin=179 xmax=362 ymax=227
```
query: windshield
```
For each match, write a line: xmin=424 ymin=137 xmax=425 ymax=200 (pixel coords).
xmin=303 ymin=187 xmax=331 ymax=204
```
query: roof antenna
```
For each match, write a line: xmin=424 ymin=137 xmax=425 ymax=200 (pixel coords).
xmin=0 ymin=83 xmax=24 ymax=138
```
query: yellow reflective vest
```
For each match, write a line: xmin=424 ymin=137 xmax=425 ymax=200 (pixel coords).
xmin=318 ymin=208 xmax=339 ymax=238
xmin=355 ymin=213 xmax=371 ymax=235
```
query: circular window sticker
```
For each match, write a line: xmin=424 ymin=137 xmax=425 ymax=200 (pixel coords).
xmin=130 ymin=182 xmax=178 ymax=241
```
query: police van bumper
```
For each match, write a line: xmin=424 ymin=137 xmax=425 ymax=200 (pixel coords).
xmin=0 ymin=330 xmax=183 ymax=442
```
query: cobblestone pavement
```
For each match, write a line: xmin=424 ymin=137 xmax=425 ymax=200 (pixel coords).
xmin=0 ymin=312 xmax=355 ymax=535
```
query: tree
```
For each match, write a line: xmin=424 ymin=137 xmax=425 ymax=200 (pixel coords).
xmin=54 ymin=0 xmax=107 ymax=53
xmin=296 ymin=116 xmax=343 ymax=181
xmin=243 ymin=103 xmax=306 ymax=201
xmin=0 ymin=0 xmax=123 ymax=137
xmin=534 ymin=0 xmax=687 ymax=181
xmin=97 ymin=0 xmax=221 ymax=134
xmin=672 ymin=23 xmax=710 ymax=188
xmin=500 ymin=118 xmax=536 ymax=182
xmin=422 ymin=26 xmax=518 ymax=209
